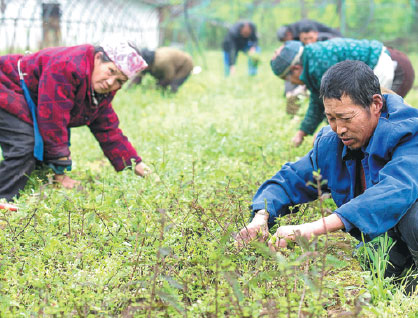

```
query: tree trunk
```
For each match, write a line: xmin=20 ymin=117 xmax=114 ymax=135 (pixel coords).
xmin=300 ymin=0 xmax=307 ymax=18
xmin=413 ymin=0 xmax=418 ymax=34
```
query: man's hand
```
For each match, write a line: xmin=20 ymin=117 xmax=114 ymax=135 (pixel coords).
xmin=229 ymin=65 xmax=236 ymax=76
xmin=235 ymin=210 xmax=269 ymax=247
xmin=135 ymin=162 xmax=152 ymax=177
xmin=267 ymin=224 xmax=313 ymax=251
xmin=54 ymin=174 xmax=80 ymax=189
xmin=292 ymin=130 xmax=307 ymax=147
xmin=272 ymin=46 xmax=283 ymax=61
xmin=267 ymin=215 xmax=345 ymax=252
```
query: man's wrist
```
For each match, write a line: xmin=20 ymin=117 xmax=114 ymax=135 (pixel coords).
xmin=253 ymin=210 xmax=269 ymax=223
xmin=310 ymin=214 xmax=345 ymax=236
xmin=299 ymin=130 xmax=307 ymax=137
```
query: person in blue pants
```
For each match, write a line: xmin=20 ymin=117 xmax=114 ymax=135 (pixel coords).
xmin=222 ymin=21 xmax=260 ymax=76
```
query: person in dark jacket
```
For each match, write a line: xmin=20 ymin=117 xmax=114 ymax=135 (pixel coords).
xmin=277 ymin=19 xmax=342 ymax=44
xmin=0 ymin=40 xmax=150 ymax=201
xmin=130 ymin=47 xmax=194 ymax=93
xmin=236 ymin=61 xmax=418 ymax=295
xmin=222 ymin=21 xmax=260 ymax=76
xmin=270 ymin=39 xmax=415 ymax=147
xmin=277 ymin=20 xmax=342 ymax=116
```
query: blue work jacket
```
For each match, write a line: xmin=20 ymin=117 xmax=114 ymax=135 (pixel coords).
xmin=252 ymin=94 xmax=418 ymax=241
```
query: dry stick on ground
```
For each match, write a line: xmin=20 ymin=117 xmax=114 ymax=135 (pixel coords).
xmin=284 ymin=275 xmax=292 ymax=318
xmin=13 ymin=208 xmax=38 ymax=239
xmin=68 ymin=206 xmax=71 ymax=236
xmin=128 ymin=235 xmax=147 ymax=283
xmin=32 ymin=226 xmax=46 ymax=247
xmin=153 ymin=166 xmax=189 ymax=238
xmin=215 ymin=260 xmax=219 ymax=318
xmin=13 ymin=184 xmax=45 ymax=239
xmin=146 ymin=209 xmax=167 ymax=317
xmin=1 ymin=216 xmax=16 ymax=236
xmin=297 ymin=256 xmax=310 ymax=317
xmin=315 ymin=172 xmax=329 ymax=303
xmin=224 ymin=274 xmax=245 ymax=318
xmin=93 ymin=208 xmax=115 ymax=237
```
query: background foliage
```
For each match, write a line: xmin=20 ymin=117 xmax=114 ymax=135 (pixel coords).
xmin=160 ymin=0 xmax=418 ymax=53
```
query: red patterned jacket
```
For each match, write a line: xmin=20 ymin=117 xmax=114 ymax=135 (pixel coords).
xmin=0 ymin=44 xmax=141 ymax=171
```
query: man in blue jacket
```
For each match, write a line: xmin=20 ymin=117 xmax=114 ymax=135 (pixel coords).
xmin=236 ymin=60 xmax=417 ymax=294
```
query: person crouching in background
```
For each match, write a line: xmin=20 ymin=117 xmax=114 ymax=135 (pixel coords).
xmin=130 ymin=47 xmax=194 ymax=93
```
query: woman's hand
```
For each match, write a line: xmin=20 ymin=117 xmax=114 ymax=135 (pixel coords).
xmin=134 ymin=162 xmax=152 ymax=177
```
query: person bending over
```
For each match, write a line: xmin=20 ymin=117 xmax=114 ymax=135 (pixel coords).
xmin=270 ymin=39 xmax=415 ymax=146
xmin=222 ymin=21 xmax=260 ymax=76
xmin=131 ymin=47 xmax=194 ymax=93
xmin=237 ymin=60 xmax=418 ymax=295
xmin=0 ymin=40 xmax=151 ymax=201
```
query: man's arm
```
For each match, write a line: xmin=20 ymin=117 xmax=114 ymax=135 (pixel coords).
xmin=236 ymin=135 xmax=328 ymax=246
xmin=236 ymin=209 xmax=345 ymax=249
xmin=268 ymin=213 xmax=344 ymax=251
xmin=293 ymin=92 xmax=326 ymax=147
xmin=251 ymin=151 xmax=320 ymax=227
xmin=334 ymin=127 xmax=418 ymax=241
xmin=223 ymin=32 xmax=238 ymax=67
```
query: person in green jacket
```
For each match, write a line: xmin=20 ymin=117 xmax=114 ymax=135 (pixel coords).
xmin=271 ymin=39 xmax=415 ymax=147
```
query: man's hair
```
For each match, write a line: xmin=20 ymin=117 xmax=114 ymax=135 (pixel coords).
xmin=277 ymin=25 xmax=290 ymax=41
xmin=320 ymin=60 xmax=384 ymax=110
xmin=299 ymin=22 xmax=318 ymax=33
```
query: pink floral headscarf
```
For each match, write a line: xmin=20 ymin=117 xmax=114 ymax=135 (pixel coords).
xmin=101 ymin=40 xmax=148 ymax=79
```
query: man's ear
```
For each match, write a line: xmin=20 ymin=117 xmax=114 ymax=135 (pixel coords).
xmin=292 ymin=64 xmax=302 ymax=71
xmin=371 ymin=94 xmax=384 ymax=114
xmin=291 ymin=64 xmax=303 ymax=75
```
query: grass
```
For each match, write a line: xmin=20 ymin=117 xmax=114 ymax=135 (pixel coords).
xmin=1 ymin=50 xmax=417 ymax=317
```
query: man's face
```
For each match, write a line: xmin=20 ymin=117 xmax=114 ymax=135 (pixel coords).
xmin=91 ymin=52 xmax=128 ymax=94
xmin=324 ymin=94 xmax=382 ymax=150
xmin=285 ymin=65 xmax=304 ymax=85
xmin=283 ymin=31 xmax=293 ymax=41
xmin=299 ymin=31 xmax=318 ymax=45
xmin=240 ymin=24 xmax=252 ymax=38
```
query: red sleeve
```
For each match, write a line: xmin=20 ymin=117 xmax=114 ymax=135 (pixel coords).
xmin=88 ymin=103 xmax=141 ymax=171
xmin=36 ymin=59 xmax=77 ymax=160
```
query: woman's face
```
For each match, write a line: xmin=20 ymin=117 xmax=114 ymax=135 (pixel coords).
xmin=91 ymin=52 xmax=128 ymax=94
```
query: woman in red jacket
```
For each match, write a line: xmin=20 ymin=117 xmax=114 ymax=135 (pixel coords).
xmin=0 ymin=41 xmax=149 ymax=201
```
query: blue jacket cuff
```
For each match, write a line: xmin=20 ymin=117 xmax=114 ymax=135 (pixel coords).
xmin=334 ymin=211 xmax=353 ymax=232
xmin=251 ymin=202 xmax=277 ymax=227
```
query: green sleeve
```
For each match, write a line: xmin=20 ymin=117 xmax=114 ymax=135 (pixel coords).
xmin=299 ymin=92 xmax=326 ymax=135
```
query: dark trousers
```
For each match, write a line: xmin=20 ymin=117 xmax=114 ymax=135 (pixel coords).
xmin=170 ymin=75 xmax=190 ymax=93
xmin=384 ymin=202 xmax=418 ymax=294
xmin=0 ymin=108 xmax=36 ymax=201
xmin=386 ymin=202 xmax=418 ymax=275
xmin=387 ymin=47 xmax=415 ymax=98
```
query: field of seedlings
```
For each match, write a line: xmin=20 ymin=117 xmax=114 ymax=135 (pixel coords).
xmin=1 ymin=51 xmax=417 ymax=317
